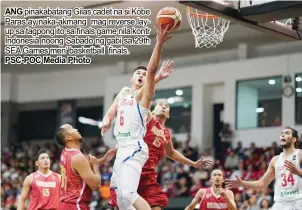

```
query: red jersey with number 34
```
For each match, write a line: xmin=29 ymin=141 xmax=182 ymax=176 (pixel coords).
xmin=140 ymin=117 xmax=171 ymax=185
xmin=28 ymin=171 xmax=60 ymax=210
xmin=199 ymin=188 xmax=228 ymax=210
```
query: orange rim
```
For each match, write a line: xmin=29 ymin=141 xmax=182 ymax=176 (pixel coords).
xmin=186 ymin=6 xmax=218 ymax=19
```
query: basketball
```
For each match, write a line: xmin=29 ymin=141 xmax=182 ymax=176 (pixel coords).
xmin=156 ymin=7 xmax=182 ymax=31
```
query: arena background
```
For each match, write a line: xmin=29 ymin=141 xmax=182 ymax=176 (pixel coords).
xmin=1 ymin=0 xmax=302 ymax=209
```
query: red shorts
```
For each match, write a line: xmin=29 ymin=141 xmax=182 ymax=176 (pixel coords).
xmin=108 ymin=189 xmax=117 ymax=207
xmin=59 ymin=202 xmax=89 ymax=210
xmin=109 ymin=183 xmax=168 ymax=208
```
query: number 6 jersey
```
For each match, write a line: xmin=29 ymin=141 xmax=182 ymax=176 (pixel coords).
xmin=114 ymin=91 xmax=148 ymax=145
xmin=274 ymin=149 xmax=302 ymax=202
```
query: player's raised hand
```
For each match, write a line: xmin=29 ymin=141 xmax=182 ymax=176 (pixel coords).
xmin=88 ymin=155 xmax=99 ymax=167
xmin=225 ymin=175 xmax=243 ymax=188
xmin=100 ymin=117 xmax=112 ymax=136
xmin=155 ymin=24 xmax=173 ymax=44
xmin=284 ymin=160 xmax=302 ymax=176
xmin=193 ymin=156 xmax=214 ymax=169
xmin=103 ymin=147 xmax=117 ymax=163
xmin=158 ymin=60 xmax=174 ymax=80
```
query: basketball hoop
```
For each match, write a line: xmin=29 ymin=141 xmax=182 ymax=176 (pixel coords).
xmin=186 ymin=6 xmax=230 ymax=48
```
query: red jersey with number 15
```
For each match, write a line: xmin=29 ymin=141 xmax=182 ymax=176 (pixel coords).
xmin=27 ymin=171 xmax=60 ymax=210
xmin=140 ymin=117 xmax=171 ymax=185
xmin=60 ymin=148 xmax=92 ymax=204
xmin=199 ymin=188 xmax=228 ymax=210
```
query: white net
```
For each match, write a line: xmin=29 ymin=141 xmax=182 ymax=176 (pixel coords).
xmin=186 ymin=7 xmax=230 ymax=48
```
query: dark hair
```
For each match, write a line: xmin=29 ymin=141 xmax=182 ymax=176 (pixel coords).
xmin=35 ymin=150 xmax=48 ymax=160
xmin=259 ymin=198 xmax=271 ymax=208
xmin=55 ymin=127 xmax=66 ymax=146
xmin=133 ymin=66 xmax=147 ymax=73
xmin=285 ymin=127 xmax=300 ymax=148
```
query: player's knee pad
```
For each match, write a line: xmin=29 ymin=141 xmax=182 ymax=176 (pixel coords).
xmin=117 ymin=189 xmax=139 ymax=209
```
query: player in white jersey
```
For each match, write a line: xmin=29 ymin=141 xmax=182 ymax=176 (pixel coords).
xmin=101 ymin=25 xmax=173 ymax=210
xmin=226 ymin=127 xmax=302 ymax=210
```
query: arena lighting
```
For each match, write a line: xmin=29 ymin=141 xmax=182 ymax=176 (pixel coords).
xmin=175 ymin=89 xmax=183 ymax=96
xmin=167 ymin=96 xmax=184 ymax=104
xmin=268 ymin=79 xmax=276 ymax=85
xmin=167 ymin=97 xmax=175 ymax=104
xmin=152 ymin=98 xmax=166 ymax=105
xmin=78 ymin=116 xmax=102 ymax=128
xmin=256 ymin=107 xmax=264 ymax=113
xmin=296 ymin=87 xmax=302 ymax=93
xmin=296 ymin=76 xmax=302 ymax=82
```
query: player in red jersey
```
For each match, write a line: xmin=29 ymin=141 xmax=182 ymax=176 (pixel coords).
xmin=109 ymin=100 xmax=213 ymax=210
xmin=185 ymin=169 xmax=236 ymax=210
xmin=55 ymin=124 xmax=116 ymax=210
xmin=17 ymin=150 xmax=61 ymax=210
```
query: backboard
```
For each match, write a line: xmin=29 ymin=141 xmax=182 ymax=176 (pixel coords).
xmin=179 ymin=0 xmax=302 ymax=41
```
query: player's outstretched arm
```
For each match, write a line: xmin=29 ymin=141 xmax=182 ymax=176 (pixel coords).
xmin=72 ymin=153 xmax=101 ymax=191
xmin=17 ymin=175 xmax=32 ymax=210
xmin=164 ymin=137 xmax=213 ymax=169
xmin=101 ymin=94 xmax=119 ymax=136
xmin=154 ymin=60 xmax=174 ymax=84
xmin=185 ymin=189 xmax=205 ymax=210
xmin=137 ymin=26 xmax=172 ymax=109
xmin=97 ymin=147 xmax=117 ymax=165
xmin=226 ymin=156 xmax=277 ymax=190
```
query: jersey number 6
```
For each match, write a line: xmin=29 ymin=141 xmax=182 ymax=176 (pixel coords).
xmin=120 ymin=111 xmax=124 ymax=126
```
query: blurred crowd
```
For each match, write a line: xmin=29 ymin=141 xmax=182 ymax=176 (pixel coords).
xmin=1 ymin=136 xmax=282 ymax=210
xmin=157 ymin=138 xmax=282 ymax=210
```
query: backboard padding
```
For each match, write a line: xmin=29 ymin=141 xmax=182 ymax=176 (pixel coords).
xmin=239 ymin=1 xmax=302 ymax=22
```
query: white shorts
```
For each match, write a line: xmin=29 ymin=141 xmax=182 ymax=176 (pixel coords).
xmin=110 ymin=171 xmax=117 ymax=188
xmin=272 ymin=199 xmax=302 ymax=210
xmin=113 ymin=139 xmax=148 ymax=203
